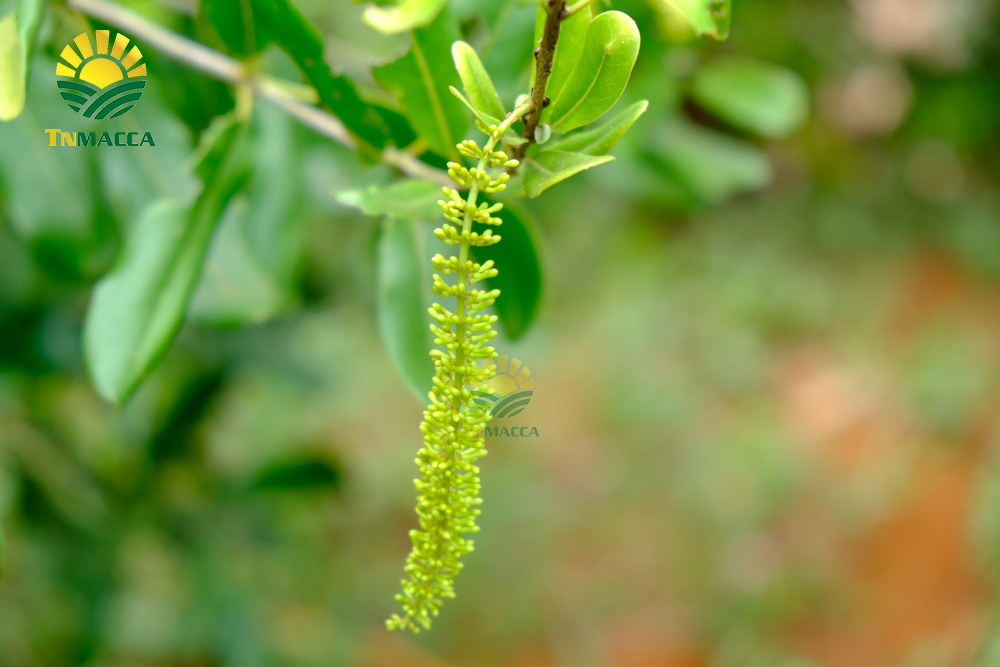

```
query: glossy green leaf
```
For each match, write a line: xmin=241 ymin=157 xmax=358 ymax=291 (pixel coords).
xmin=661 ymin=0 xmax=731 ymax=39
xmin=521 ymin=150 xmax=614 ymax=198
xmin=532 ymin=3 xmax=591 ymax=110
xmin=547 ymin=99 xmax=648 ymax=155
xmin=691 ymin=58 xmax=808 ymax=138
xmin=470 ymin=199 xmax=543 ymax=339
xmin=452 ymin=41 xmax=505 ymax=120
xmin=548 ymin=11 xmax=641 ymax=133
xmin=251 ymin=0 xmax=390 ymax=149
xmin=337 ymin=179 xmax=443 ymax=222
xmin=84 ymin=121 xmax=248 ymax=405
xmin=377 ymin=219 xmax=434 ymax=400
xmin=363 ymin=0 xmax=448 ymax=34
xmin=374 ymin=10 xmax=468 ymax=157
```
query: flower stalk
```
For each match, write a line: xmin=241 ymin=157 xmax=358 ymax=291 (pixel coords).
xmin=386 ymin=101 xmax=534 ymax=633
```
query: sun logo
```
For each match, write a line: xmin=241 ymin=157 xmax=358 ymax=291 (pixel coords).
xmin=471 ymin=356 xmax=534 ymax=418
xmin=56 ymin=31 xmax=147 ymax=119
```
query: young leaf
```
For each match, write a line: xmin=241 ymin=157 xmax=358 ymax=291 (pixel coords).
xmin=377 ymin=219 xmax=435 ymax=400
xmin=521 ymin=150 xmax=614 ymax=198
xmin=336 ymin=179 xmax=443 ymax=222
xmin=449 ymin=87 xmax=527 ymax=146
xmin=84 ymin=121 xmax=248 ymax=405
xmin=251 ymin=0 xmax=390 ymax=149
xmin=691 ymin=58 xmax=808 ymax=138
xmin=363 ymin=0 xmax=448 ymax=35
xmin=532 ymin=3 xmax=591 ymax=109
xmin=548 ymin=11 xmax=641 ymax=133
xmin=0 ymin=15 xmax=25 ymax=121
xmin=374 ymin=10 xmax=468 ymax=157
xmin=547 ymin=99 xmax=648 ymax=155
xmin=660 ymin=0 xmax=731 ymax=40
xmin=452 ymin=41 xmax=505 ymax=120
xmin=470 ymin=199 xmax=544 ymax=340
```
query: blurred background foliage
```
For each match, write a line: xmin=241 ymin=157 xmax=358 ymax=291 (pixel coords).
xmin=1 ymin=0 xmax=1000 ymax=665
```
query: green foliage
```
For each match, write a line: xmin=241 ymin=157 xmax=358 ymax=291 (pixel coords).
xmin=84 ymin=119 xmax=248 ymax=404
xmin=374 ymin=9 xmax=468 ymax=157
xmin=547 ymin=11 xmax=641 ymax=132
xmin=0 ymin=0 xmax=46 ymax=121
xmin=363 ymin=0 xmax=449 ymax=35
xmin=691 ymin=58 xmax=808 ymax=138
xmin=377 ymin=217 xmax=436 ymax=400
xmin=660 ymin=0 xmax=732 ymax=39
xmin=451 ymin=41 xmax=505 ymax=120
xmin=337 ymin=179 xmax=444 ymax=222
xmin=521 ymin=149 xmax=615 ymax=198
xmin=548 ymin=99 xmax=649 ymax=155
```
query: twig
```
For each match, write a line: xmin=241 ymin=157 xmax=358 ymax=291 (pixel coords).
xmin=511 ymin=0 xmax=566 ymax=164
xmin=67 ymin=0 xmax=450 ymax=184
xmin=564 ymin=0 xmax=599 ymax=17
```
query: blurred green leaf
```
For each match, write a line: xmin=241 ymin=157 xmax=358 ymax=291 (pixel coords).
xmin=251 ymin=0 xmax=391 ymax=149
xmin=249 ymin=457 xmax=342 ymax=492
xmin=0 ymin=0 xmax=46 ymax=121
xmin=374 ymin=10 xmax=468 ymax=157
xmin=0 ymin=15 xmax=25 ymax=121
xmin=470 ymin=199 xmax=543 ymax=339
xmin=645 ymin=118 xmax=772 ymax=204
xmin=691 ymin=59 xmax=808 ymax=138
xmin=548 ymin=11 xmax=641 ymax=133
xmin=336 ymin=179 xmax=443 ymax=222
xmin=201 ymin=0 xmax=271 ymax=56
xmin=533 ymin=3 xmax=591 ymax=112
xmin=84 ymin=120 xmax=248 ymax=405
xmin=377 ymin=219 xmax=434 ymax=400
xmin=192 ymin=105 xmax=301 ymax=327
xmin=452 ymin=41 xmax=505 ymax=120
xmin=521 ymin=150 xmax=614 ymax=198
xmin=660 ymin=0 xmax=731 ymax=40
xmin=363 ymin=0 xmax=448 ymax=35
xmin=547 ymin=99 xmax=647 ymax=155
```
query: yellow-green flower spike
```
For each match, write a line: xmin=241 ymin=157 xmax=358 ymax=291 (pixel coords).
xmin=387 ymin=102 xmax=531 ymax=633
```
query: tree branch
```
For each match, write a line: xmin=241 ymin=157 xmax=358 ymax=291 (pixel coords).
xmin=511 ymin=0 xmax=566 ymax=164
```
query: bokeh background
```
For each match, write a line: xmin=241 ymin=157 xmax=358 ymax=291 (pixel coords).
xmin=2 ymin=0 xmax=1000 ymax=665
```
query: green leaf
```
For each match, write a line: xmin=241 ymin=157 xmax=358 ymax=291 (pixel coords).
xmin=691 ymin=58 xmax=808 ymax=138
xmin=192 ymin=105 xmax=302 ymax=328
xmin=336 ymin=179 xmax=443 ymax=222
xmin=533 ymin=3 xmax=591 ymax=110
xmin=84 ymin=120 xmax=248 ymax=405
xmin=661 ymin=0 xmax=731 ymax=40
xmin=374 ymin=10 xmax=468 ymax=157
xmin=452 ymin=41 xmax=505 ymax=120
xmin=188 ymin=197 xmax=289 ymax=327
xmin=249 ymin=457 xmax=342 ymax=492
xmin=547 ymin=11 xmax=641 ymax=133
xmin=0 ymin=0 xmax=47 ymax=121
xmin=201 ymin=0 xmax=271 ymax=55
xmin=363 ymin=0 xmax=448 ymax=34
xmin=377 ymin=219 xmax=434 ymax=400
xmin=521 ymin=150 xmax=614 ymax=198
xmin=645 ymin=118 xmax=772 ymax=204
xmin=470 ymin=199 xmax=543 ymax=339
xmin=547 ymin=99 xmax=648 ymax=155
xmin=0 ymin=15 xmax=25 ymax=121
xmin=449 ymin=87 xmax=527 ymax=146
xmin=251 ymin=0 xmax=390 ymax=149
